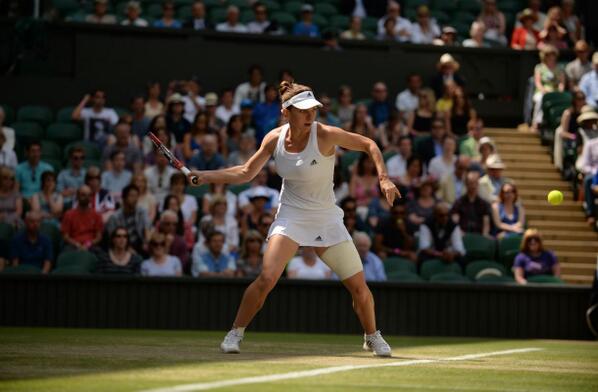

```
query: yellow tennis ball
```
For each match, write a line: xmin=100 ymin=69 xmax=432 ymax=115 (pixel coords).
xmin=547 ymin=190 xmax=563 ymax=205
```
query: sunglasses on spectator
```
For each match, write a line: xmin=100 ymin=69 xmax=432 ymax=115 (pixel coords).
xmin=72 ymin=155 xmax=85 ymax=160
xmin=151 ymin=241 xmax=166 ymax=247
xmin=114 ymin=233 xmax=128 ymax=238
xmin=87 ymin=175 xmax=100 ymax=180
xmin=528 ymin=238 xmax=540 ymax=244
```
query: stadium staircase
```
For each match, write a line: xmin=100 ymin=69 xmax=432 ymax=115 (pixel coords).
xmin=486 ymin=128 xmax=597 ymax=285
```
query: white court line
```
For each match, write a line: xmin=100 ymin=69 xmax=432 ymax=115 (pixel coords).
xmin=141 ymin=347 xmax=543 ymax=392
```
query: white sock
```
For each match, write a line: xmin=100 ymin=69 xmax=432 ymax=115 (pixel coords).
xmin=365 ymin=331 xmax=378 ymax=338
xmin=233 ymin=326 xmax=245 ymax=335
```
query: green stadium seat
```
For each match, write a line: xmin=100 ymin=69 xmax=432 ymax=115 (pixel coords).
xmin=227 ymin=0 xmax=251 ymax=9
xmin=387 ymin=271 xmax=423 ymax=282
xmin=362 ymin=30 xmax=375 ymax=40
xmin=284 ymin=1 xmax=302 ymax=16
xmin=340 ymin=150 xmax=361 ymax=179
xmin=40 ymin=222 xmax=62 ymax=258
xmin=476 ymin=274 xmax=515 ymax=284
xmin=0 ymin=222 xmax=15 ymax=242
xmin=113 ymin=107 xmax=130 ymax=120
xmin=64 ymin=141 xmax=102 ymax=161
xmin=17 ymin=105 xmax=54 ymax=127
xmin=404 ymin=8 xmax=417 ymax=21
xmin=56 ymin=250 xmax=98 ymax=272
xmin=202 ymin=0 xmax=221 ymax=7
xmin=185 ymin=184 xmax=210 ymax=201
xmin=527 ymin=275 xmax=565 ymax=284
xmin=413 ymin=135 xmax=430 ymax=151
xmin=453 ymin=21 xmax=470 ymax=37
xmin=83 ymin=159 xmax=102 ymax=169
xmin=173 ymin=0 xmax=194 ymax=6
xmin=361 ymin=16 xmax=377 ymax=32
xmin=229 ymin=183 xmax=250 ymax=195
xmin=384 ymin=257 xmax=417 ymax=275
xmin=261 ymin=0 xmax=281 ymax=12
xmin=463 ymin=233 xmax=496 ymax=262
xmin=45 ymin=158 xmax=63 ymax=173
xmin=498 ymin=234 xmax=522 ymax=269
xmin=430 ymin=10 xmax=450 ymax=25
xmin=465 ymin=260 xmax=507 ymax=280
xmin=541 ymin=92 xmax=572 ymax=114
xmin=146 ymin=4 xmax=163 ymax=18
xmin=66 ymin=10 xmax=86 ymax=22
xmin=430 ymin=272 xmax=471 ymax=283
xmin=404 ymin=0 xmax=430 ymax=8
xmin=434 ymin=0 xmax=459 ymax=13
xmin=2 ymin=264 xmax=42 ymax=274
xmin=41 ymin=140 xmax=62 ymax=161
xmin=51 ymin=265 xmax=92 ymax=275
xmin=420 ymin=259 xmax=462 ymax=280
xmin=115 ymin=1 xmax=129 ymax=17
xmin=312 ymin=13 xmax=329 ymax=29
xmin=12 ymin=122 xmax=45 ymax=144
xmin=458 ymin=0 xmax=481 ymax=13
xmin=329 ymin=14 xmax=350 ymax=30
xmin=45 ymin=123 xmax=83 ymax=146
xmin=383 ymin=151 xmax=396 ymax=162
xmin=177 ymin=5 xmax=192 ymax=19
xmin=0 ymin=104 xmax=15 ymax=125
xmin=240 ymin=9 xmax=254 ymax=23
xmin=52 ymin=0 xmax=81 ymax=16
xmin=497 ymin=0 xmax=521 ymax=14
xmin=453 ymin=11 xmax=475 ymax=25
xmin=56 ymin=106 xmax=76 ymax=123
xmin=314 ymin=3 xmax=337 ymax=17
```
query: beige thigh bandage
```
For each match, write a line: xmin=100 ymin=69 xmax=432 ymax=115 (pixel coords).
xmin=319 ymin=240 xmax=363 ymax=281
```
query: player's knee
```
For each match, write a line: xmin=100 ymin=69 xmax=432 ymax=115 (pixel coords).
xmin=351 ymin=284 xmax=372 ymax=304
xmin=255 ymin=272 xmax=278 ymax=293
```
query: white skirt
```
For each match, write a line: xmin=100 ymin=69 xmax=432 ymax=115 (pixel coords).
xmin=267 ymin=204 xmax=353 ymax=247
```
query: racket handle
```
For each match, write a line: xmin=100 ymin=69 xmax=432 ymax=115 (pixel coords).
xmin=180 ymin=167 xmax=199 ymax=185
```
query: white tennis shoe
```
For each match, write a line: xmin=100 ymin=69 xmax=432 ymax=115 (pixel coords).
xmin=362 ymin=330 xmax=392 ymax=357
xmin=220 ymin=329 xmax=243 ymax=354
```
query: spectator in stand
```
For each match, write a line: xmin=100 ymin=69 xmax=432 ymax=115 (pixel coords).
xmin=105 ymin=184 xmax=151 ymax=255
xmin=377 ymin=1 xmax=411 ymax=42
xmin=10 ymin=211 xmax=52 ymax=273
xmin=378 ymin=17 xmax=400 ymax=41
xmin=144 ymin=150 xmax=176 ymax=206
xmin=539 ymin=6 xmax=569 ymax=49
xmin=84 ymin=166 xmax=115 ymax=222
xmin=62 ymin=185 xmax=104 ymax=252
xmin=141 ymin=232 xmax=183 ymax=277
xmin=85 ymin=0 xmax=116 ymax=24
xmin=428 ymin=135 xmax=457 ymax=181
xmin=102 ymin=122 xmax=143 ymax=172
xmin=238 ymin=169 xmax=279 ymax=214
xmin=431 ymin=54 xmax=465 ymax=100
xmin=492 ymin=182 xmax=525 ymax=238
xmin=182 ymin=78 xmax=205 ymax=124
xmin=216 ymin=5 xmax=248 ymax=33
xmin=202 ymin=183 xmax=237 ymax=219
xmin=129 ymin=95 xmax=150 ymax=140
xmin=101 ymin=151 xmax=132 ymax=201
xmin=157 ymin=210 xmax=189 ymax=271
xmin=451 ymin=171 xmax=491 ymax=236
xmin=182 ymin=112 xmax=209 ymax=161
xmin=234 ymin=65 xmax=266 ymax=107
xmin=513 ymin=229 xmax=560 ymax=284
xmin=341 ymin=16 xmax=366 ymax=40
xmin=30 ymin=171 xmax=63 ymax=228
xmin=153 ymin=0 xmax=182 ymax=29
xmin=168 ymin=172 xmax=198 ymax=228
xmin=407 ymin=88 xmax=435 ymax=137
xmin=197 ymin=195 xmax=239 ymax=255
xmin=433 ymin=26 xmax=459 ymax=47
xmin=447 ymin=87 xmax=476 ymax=137
xmin=539 ymin=23 xmax=568 ymax=50
xmin=72 ymin=89 xmax=119 ymax=145
xmin=96 ymin=227 xmax=142 ymax=274
xmin=378 ymin=109 xmax=407 ymax=151
xmin=165 ymin=93 xmax=191 ymax=143
xmin=215 ymin=89 xmax=240 ymax=126
xmin=396 ymin=73 xmax=422 ymax=122
xmin=554 ymin=91 xmax=585 ymax=176
xmin=477 ymin=0 xmax=507 ymax=46
xmin=0 ymin=105 xmax=15 ymax=154
xmin=15 ymin=141 xmax=53 ymax=200
xmin=410 ymin=5 xmax=440 ymax=45
xmin=566 ymin=41 xmax=592 ymax=90
xmin=579 ymin=127 xmax=598 ymax=226
xmin=247 ymin=2 xmax=278 ymax=34
xmin=334 ymin=85 xmax=355 ymax=128
xmin=561 ymin=0 xmax=582 ymax=43
xmin=228 ymin=133 xmax=256 ymax=167
xmin=241 ymin=188 xmax=271 ymax=236
xmin=316 ymin=94 xmax=341 ymax=127
xmin=511 ymin=8 xmax=540 ymax=50
xmin=516 ymin=0 xmax=546 ymax=32
xmin=374 ymin=201 xmax=416 ymax=261
xmin=322 ymin=30 xmax=342 ymax=52
xmin=348 ymin=104 xmax=377 ymax=141
xmin=463 ymin=21 xmax=489 ymax=48
xmin=183 ymin=0 xmax=210 ymax=31
xmin=339 ymin=196 xmax=368 ymax=234
xmin=236 ymin=230 xmax=263 ymax=278
xmin=256 ymin=213 xmax=274 ymax=248
xmin=145 ymin=81 xmax=164 ymax=119
xmin=406 ymin=177 xmax=437 ymax=233
xmin=0 ymin=129 xmax=17 ymax=169
xmin=189 ymin=134 xmax=225 ymax=171
xmin=397 ymin=156 xmax=424 ymax=196
xmin=476 ymin=136 xmax=496 ymax=171
xmin=192 ymin=231 xmax=236 ymax=277
xmin=417 ymin=118 xmax=446 ymax=167
xmin=387 ymin=136 xmax=412 ymax=184
xmin=368 ymin=82 xmax=393 ymax=127
xmin=239 ymin=99 xmax=257 ymax=135
xmin=132 ymin=172 xmax=157 ymax=223
xmin=478 ymin=154 xmax=507 ymax=203
xmin=350 ymin=154 xmax=380 ymax=214
xmin=418 ymin=202 xmax=465 ymax=266
xmin=353 ymin=231 xmax=386 ymax=282
xmin=459 ymin=118 xmax=485 ymax=161
xmin=531 ymin=45 xmax=566 ymax=133
xmin=121 ymin=1 xmax=148 ymax=27
xmin=0 ymin=167 xmax=22 ymax=227
xmin=221 ymin=115 xmax=243 ymax=157
xmin=162 ymin=194 xmax=195 ymax=249
xmin=438 ymin=155 xmax=470 ymax=206
xmin=293 ymin=4 xmax=319 ymax=38
xmin=252 ymin=84 xmax=280 ymax=142
xmin=287 ymin=247 xmax=332 ymax=280
xmin=579 ymin=53 xmax=598 ymax=110
xmin=205 ymin=92 xmax=224 ymax=131
xmin=435 ymin=81 xmax=456 ymax=114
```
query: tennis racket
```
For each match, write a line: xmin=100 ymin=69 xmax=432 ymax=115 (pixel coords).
xmin=148 ymin=131 xmax=199 ymax=185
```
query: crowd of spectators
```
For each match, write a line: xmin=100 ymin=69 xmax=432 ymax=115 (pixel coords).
xmin=0 ymin=51 xmax=566 ymax=283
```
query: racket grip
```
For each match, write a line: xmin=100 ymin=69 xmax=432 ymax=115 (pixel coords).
xmin=181 ymin=167 xmax=199 ymax=185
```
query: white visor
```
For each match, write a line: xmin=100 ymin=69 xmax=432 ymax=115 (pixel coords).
xmin=282 ymin=90 xmax=322 ymax=110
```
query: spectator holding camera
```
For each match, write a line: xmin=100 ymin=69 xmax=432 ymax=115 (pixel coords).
xmin=72 ymin=90 xmax=119 ymax=145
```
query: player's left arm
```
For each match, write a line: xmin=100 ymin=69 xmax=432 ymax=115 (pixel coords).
xmin=321 ymin=124 xmax=401 ymax=204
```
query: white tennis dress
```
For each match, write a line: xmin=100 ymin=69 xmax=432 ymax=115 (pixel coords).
xmin=267 ymin=122 xmax=352 ymax=247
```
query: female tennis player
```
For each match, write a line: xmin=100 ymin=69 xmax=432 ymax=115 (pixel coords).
xmin=188 ymin=81 xmax=400 ymax=357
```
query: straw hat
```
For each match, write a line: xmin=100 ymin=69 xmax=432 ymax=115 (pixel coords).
xmin=486 ymin=154 xmax=506 ymax=170
xmin=478 ymin=136 xmax=496 ymax=153
xmin=437 ymin=53 xmax=460 ymax=71
xmin=518 ymin=8 xmax=538 ymax=23
xmin=577 ymin=110 xmax=598 ymax=125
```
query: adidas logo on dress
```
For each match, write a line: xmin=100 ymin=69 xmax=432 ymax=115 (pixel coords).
xmin=315 ymin=235 xmax=323 ymax=241
xmin=310 ymin=159 xmax=318 ymax=166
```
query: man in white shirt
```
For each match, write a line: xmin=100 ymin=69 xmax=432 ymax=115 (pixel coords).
xmin=216 ymin=5 xmax=248 ymax=33
xmin=377 ymin=1 xmax=411 ymax=42
xmin=395 ymin=73 xmax=421 ymax=120
xmin=234 ymin=65 xmax=266 ymax=107
xmin=0 ymin=129 xmax=17 ymax=169
xmin=85 ymin=0 xmax=116 ymax=24
xmin=566 ymin=40 xmax=592 ymax=90
xmin=184 ymin=1 xmax=209 ymax=31
xmin=215 ymin=89 xmax=240 ymax=125
xmin=387 ymin=136 xmax=412 ymax=182
xmin=120 ymin=1 xmax=148 ymax=27
xmin=0 ymin=107 xmax=15 ymax=152
xmin=144 ymin=150 xmax=176 ymax=206
xmin=183 ymin=78 xmax=206 ymax=123
xmin=409 ymin=5 xmax=440 ymax=44
xmin=247 ymin=2 xmax=271 ymax=33
xmin=579 ymin=53 xmax=598 ymax=110
xmin=238 ymin=169 xmax=279 ymax=214
xmin=71 ymin=89 xmax=119 ymax=145
xmin=287 ymin=247 xmax=332 ymax=280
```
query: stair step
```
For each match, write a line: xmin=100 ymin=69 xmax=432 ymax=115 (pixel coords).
xmin=486 ymin=129 xmax=538 ymax=139
xmin=519 ymin=189 xmax=574 ymax=200
xmin=560 ymin=262 xmax=598 ymax=272
xmin=545 ymin=239 xmax=598 ymax=252
xmin=525 ymin=208 xmax=586 ymax=219
xmin=561 ymin=274 xmax=594 ymax=284
xmin=507 ymin=172 xmax=563 ymax=181
xmin=516 ymin=179 xmax=572 ymax=189
xmin=552 ymin=250 xmax=597 ymax=263
xmin=523 ymin=202 xmax=582 ymax=212
xmin=528 ymin=220 xmax=590 ymax=231
xmin=496 ymin=144 xmax=548 ymax=153
xmin=539 ymin=230 xmax=598 ymax=241
xmin=492 ymin=138 xmax=542 ymax=146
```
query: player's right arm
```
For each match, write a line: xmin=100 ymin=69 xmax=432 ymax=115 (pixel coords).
xmin=188 ymin=129 xmax=280 ymax=186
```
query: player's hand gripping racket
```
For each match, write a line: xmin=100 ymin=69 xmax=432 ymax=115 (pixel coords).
xmin=148 ymin=132 xmax=199 ymax=185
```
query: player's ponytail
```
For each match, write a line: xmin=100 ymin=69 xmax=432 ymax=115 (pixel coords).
xmin=279 ymin=81 xmax=312 ymax=104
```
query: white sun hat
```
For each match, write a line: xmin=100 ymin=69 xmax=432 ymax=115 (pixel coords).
xmin=282 ymin=90 xmax=323 ymax=110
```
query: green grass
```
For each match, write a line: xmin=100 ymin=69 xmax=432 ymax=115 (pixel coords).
xmin=0 ymin=328 xmax=597 ymax=392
